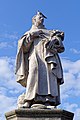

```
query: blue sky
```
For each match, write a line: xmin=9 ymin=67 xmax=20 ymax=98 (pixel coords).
xmin=0 ymin=0 xmax=80 ymax=120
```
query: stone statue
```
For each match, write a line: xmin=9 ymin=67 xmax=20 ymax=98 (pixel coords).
xmin=15 ymin=11 xmax=65 ymax=108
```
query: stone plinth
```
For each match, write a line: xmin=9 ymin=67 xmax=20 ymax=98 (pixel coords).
xmin=5 ymin=108 xmax=74 ymax=120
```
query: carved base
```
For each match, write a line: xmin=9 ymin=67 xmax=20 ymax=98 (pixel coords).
xmin=5 ymin=108 xmax=74 ymax=120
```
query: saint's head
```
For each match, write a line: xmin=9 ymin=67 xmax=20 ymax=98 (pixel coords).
xmin=32 ymin=11 xmax=47 ymax=28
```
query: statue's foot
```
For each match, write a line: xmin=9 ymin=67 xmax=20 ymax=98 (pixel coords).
xmin=45 ymin=102 xmax=57 ymax=109
xmin=22 ymin=102 xmax=31 ymax=108
xmin=31 ymin=104 xmax=47 ymax=109
xmin=47 ymin=105 xmax=57 ymax=109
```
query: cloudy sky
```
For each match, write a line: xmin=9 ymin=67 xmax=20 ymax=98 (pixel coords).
xmin=0 ymin=0 xmax=80 ymax=120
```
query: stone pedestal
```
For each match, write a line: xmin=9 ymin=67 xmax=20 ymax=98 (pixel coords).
xmin=5 ymin=108 xmax=74 ymax=120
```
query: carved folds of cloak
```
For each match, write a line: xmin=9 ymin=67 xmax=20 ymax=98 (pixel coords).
xmin=15 ymin=29 xmax=64 ymax=106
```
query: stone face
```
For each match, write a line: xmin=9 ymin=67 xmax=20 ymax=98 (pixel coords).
xmin=5 ymin=109 xmax=74 ymax=120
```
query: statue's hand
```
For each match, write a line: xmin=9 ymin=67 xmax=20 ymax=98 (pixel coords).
xmin=31 ymin=30 xmax=43 ymax=38
xmin=46 ymin=38 xmax=58 ymax=49
xmin=47 ymin=38 xmax=64 ymax=53
xmin=51 ymin=30 xmax=64 ymax=42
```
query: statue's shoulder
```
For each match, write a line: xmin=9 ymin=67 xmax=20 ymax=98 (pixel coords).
xmin=18 ymin=30 xmax=30 ymax=42
xmin=24 ymin=30 xmax=30 ymax=35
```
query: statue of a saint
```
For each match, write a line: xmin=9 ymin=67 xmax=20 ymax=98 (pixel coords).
xmin=15 ymin=11 xmax=65 ymax=108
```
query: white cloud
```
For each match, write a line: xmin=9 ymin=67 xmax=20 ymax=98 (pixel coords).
xmin=70 ymin=48 xmax=80 ymax=54
xmin=0 ymin=56 xmax=80 ymax=120
xmin=0 ymin=57 xmax=24 ymax=93
xmin=0 ymin=31 xmax=19 ymax=50
xmin=0 ymin=33 xmax=18 ymax=40
xmin=0 ymin=41 xmax=17 ymax=49
xmin=74 ymin=108 xmax=80 ymax=120
xmin=0 ymin=24 xmax=19 ymax=41
xmin=61 ymin=58 xmax=80 ymax=99
xmin=0 ymin=57 xmax=25 ymax=119
xmin=0 ymin=57 xmax=24 ymax=91
xmin=4 ymin=33 xmax=18 ymax=39
xmin=59 ymin=102 xmax=80 ymax=120
xmin=60 ymin=59 xmax=80 ymax=120
xmin=59 ymin=58 xmax=80 ymax=120
xmin=62 ymin=103 xmax=78 ymax=112
xmin=0 ymin=94 xmax=16 ymax=111
xmin=0 ymin=94 xmax=17 ymax=120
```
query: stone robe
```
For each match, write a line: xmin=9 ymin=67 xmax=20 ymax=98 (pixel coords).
xmin=16 ymin=28 xmax=64 ymax=106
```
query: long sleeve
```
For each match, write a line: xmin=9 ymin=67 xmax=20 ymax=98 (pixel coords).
xmin=15 ymin=33 xmax=32 ymax=87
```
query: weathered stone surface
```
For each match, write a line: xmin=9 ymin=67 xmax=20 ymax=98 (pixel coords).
xmin=15 ymin=11 xmax=65 ymax=108
xmin=5 ymin=109 xmax=74 ymax=120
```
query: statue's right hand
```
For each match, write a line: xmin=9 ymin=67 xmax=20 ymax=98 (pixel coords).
xmin=32 ymin=30 xmax=43 ymax=36
xmin=30 ymin=30 xmax=43 ymax=39
xmin=38 ymin=30 xmax=43 ymax=34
